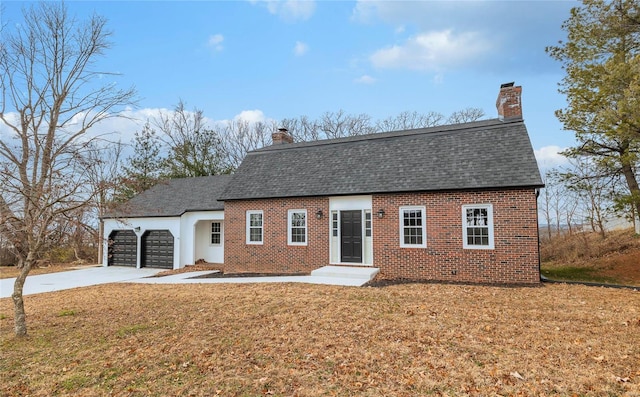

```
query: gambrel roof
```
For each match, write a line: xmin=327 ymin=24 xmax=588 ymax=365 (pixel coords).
xmin=220 ymin=118 xmax=543 ymax=201
xmin=104 ymin=174 xmax=231 ymax=218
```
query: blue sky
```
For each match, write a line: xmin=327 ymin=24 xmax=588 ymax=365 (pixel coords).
xmin=2 ymin=0 xmax=578 ymax=169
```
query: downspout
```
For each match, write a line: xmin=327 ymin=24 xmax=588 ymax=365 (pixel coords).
xmin=535 ymin=188 xmax=543 ymax=282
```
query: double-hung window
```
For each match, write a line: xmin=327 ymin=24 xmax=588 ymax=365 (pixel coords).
xmin=288 ymin=209 xmax=307 ymax=245
xmin=462 ymin=204 xmax=494 ymax=249
xmin=399 ymin=206 xmax=427 ymax=248
xmin=211 ymin=222 xmax=222 ymax=245
xmin=246 ymin=210 xmax=263 ymax=244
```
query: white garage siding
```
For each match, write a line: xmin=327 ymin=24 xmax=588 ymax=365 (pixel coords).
xmin=180 ymin=211 xmax=225 ymax=266
xmin=102 ymin=217 xmax=181 ymax=269
xmin=102 ymin=210 xmax=224 ymax=270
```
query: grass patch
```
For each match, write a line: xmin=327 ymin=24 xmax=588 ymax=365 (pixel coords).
xmin=116 ymin=323 xmax=150 ymax=337
xmin=541 ymin=266 xmax=620 ymax=284
xmin=60 ymin=374 xmax=93 ymax=391
xmin=57 ymin=309 xmax=76 ymax=317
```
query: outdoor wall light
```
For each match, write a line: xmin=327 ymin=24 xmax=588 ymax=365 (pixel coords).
xmin=316 ymin=210 xmax=323 ymax=219
xmin=134 ymin=226 xmax=141 ymax=232
xmin=377 ymin=209 xmax=385 ymax=218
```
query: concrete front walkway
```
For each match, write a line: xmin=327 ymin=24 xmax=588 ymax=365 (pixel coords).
xmin=130 ymin=266 xmax=379 ymax=287
xmin=0 ymin=266 xmax=379 ymax=298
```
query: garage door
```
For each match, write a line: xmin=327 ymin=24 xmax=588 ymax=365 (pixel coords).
xmin=108 ymin=230 xmax=137 ymax=267
xmin=141 ymin=230 xmax=174 ymax=269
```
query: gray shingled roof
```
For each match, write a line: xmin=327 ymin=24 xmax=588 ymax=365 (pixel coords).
xmin=220 ymin=118 xmax=543 ymax=200
xmin=104 ymin=174 xmax=231 ymax=218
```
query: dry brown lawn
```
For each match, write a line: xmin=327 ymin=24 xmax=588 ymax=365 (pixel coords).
xmin=0 ymin=262 xmax=95 ymax=279
xmin=1 ymin=282 xmax=639 ymax=396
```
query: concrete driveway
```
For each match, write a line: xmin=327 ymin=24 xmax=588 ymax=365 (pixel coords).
xmin=0 ymin=266 xmax=161 ymax=298
xmin=0 ymin=265 xmax=378 ymax=298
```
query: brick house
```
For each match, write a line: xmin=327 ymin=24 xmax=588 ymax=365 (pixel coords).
xmin=102 ymin=83 xmax=543 ymax=284
xmin=219 ymin=83 xmax=544 ymax=284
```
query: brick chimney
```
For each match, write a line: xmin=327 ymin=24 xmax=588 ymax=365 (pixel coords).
xmin=272 ymin=127 xmax=293 ymax=145
xmin=496 ymin=82 xmax=522 ymax=120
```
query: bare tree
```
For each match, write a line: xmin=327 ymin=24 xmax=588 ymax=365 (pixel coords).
xmin=375 ymin=108 xmax=485 ymax=132
xmin=0 ymin=2 xmax=136 ymax=336
xmin=560 ymin=157 xmax=620 ymax=238
xmin=319 ymin=110 xmax=376 ymax=139
xmin=540 ymin=171 xmax=562 ymax=239
xmin=86 ymin=141 xmax=125 ymax=263
xmin=283 ymin=110 xmax=377 ymax=142
xmin=221 ymin=107 xmax=487 ymax=172
xmin=446 ymin=107 xmax=486 ymax=124
xmin=280 ymin=115 xmax=321 ymax=142
xmin=375 ymin=110 xmax=445 ymax=132
xmin=222 ymin=119 xmax=274 ymax=170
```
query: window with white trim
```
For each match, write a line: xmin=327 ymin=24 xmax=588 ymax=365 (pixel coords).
xmin=462 ymin=204 xmax=494 ymax=249
xmin=210 ymin=222 xmax=222 ymax=245
xmin=399 ymin=206 xmax=426 ymax=248
xmin=288 ymin=209 xmax=307 ymax=245
xmin=246 ymin=210 xmax=263 ymax=244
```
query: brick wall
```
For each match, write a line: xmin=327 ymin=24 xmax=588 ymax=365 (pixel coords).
xmin=223 ymin=188 xmax=540 ymax=284
xmin=372 ymin=188 xmax=540 ymax=284
xmin=224 ymin=197 xmax=330 ymax=274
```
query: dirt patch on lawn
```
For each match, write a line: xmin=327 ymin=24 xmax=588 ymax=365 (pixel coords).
xmin=1 ymin=282 xmax=639 ymax=396
xmin=150 ymin=263 xmax=223 ymax=277
xmin=189 ymin=272 xmax=308 ymax=279
xmin=593 ymin=250 xmax=640 ymax=285
xmin=151 ymin=263 xmax=308 ymax=279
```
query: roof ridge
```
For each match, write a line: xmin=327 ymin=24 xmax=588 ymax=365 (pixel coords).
xmin=252 ymin=118 xmax=522 ymax=154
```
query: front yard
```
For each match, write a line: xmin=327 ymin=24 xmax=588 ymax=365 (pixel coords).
xmin=1 ymin=282 xmax=639 ymax=396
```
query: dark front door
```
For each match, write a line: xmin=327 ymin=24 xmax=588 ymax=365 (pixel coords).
xmin=341 ymin=210 xmax=362 ymax=263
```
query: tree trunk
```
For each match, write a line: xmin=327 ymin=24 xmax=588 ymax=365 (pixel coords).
xmin=620 ymin=159 xmax=640 ymax=221
xmin=12 ymin=254 xmax=33 ymax=337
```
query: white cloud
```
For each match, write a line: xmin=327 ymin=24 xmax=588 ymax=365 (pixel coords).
xmin=233 ymin=109 xmax=267 ymax=124
xmin=354 ymin=75 xmax=376 ymax=84
xmin=535 ymin=145 xmax=569 ymax=171
xmin=251 ymin=0 xmax=316 ymax=22
xmin=208 ymin=34 xmax=224 ymax=51
xmin=293 ymin=41 xmax=309 ymax=56
xmin=1 ymin=107 xmax=276 ymax=154
xmin=370 ymin=30 xmax=491 ymax=71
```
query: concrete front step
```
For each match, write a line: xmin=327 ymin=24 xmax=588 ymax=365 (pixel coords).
xmin=311 ymin=265 xmax=379 ymax=281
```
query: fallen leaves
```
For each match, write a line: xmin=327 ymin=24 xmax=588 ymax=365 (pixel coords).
xmin=1 ymin=282 xmax=639 ymax=396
